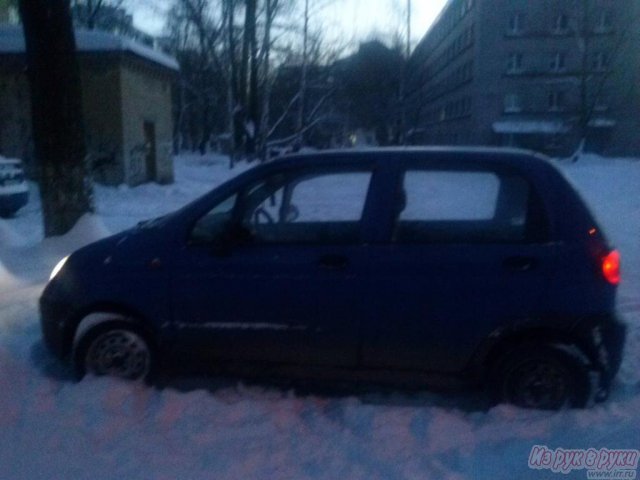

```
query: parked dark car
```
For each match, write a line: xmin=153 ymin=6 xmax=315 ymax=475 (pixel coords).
xmin=40 ymin=148 xmax=626 ymax=409
xmin=0 ymin=157 xmax=29 ymax=217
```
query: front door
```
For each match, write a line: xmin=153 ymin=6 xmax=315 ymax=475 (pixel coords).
xmin=171 ymin=165 xmax=378 ymax=366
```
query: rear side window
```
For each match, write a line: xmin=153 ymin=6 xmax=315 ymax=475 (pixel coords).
xmin=400 ymin=171 xmax=500 ymax=221
xmin=394 ymin=169 xmax=546 ymax=243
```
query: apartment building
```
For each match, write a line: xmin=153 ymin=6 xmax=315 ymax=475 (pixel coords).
xmin=406 ymin=0 xmax=640 ymax=156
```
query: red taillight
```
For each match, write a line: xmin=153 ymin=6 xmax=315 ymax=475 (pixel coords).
xmin=602 ymin=250 xmax=621 ymax=285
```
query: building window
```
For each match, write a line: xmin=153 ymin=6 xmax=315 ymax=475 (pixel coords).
xmin=507 ymin=53 xmax=523 ymax=74
xmin=548 ymin=91 xmax=565 ymax=111
xmin=549 ymin=52 xmax=566 ymax=72
xmin=592 ymin=52 xmax=609 ymax=71
xmin=507 ymin=13 xmax=524 ymax=35
xmin=593 ymin=96 xmax=609 ymax=112
xmin=504 ymin=94 xmax=522 ymax=113
xmin=553 ymin=13 xmax=569 ymax=34
xmin=594 ymin=9 xmax=613 ymax=33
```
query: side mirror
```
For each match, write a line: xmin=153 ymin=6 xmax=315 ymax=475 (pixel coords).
xmin=209 ymin=223 xmax=253 ymax=256
xmin=283 ymin=204 xmax=299 ymax=222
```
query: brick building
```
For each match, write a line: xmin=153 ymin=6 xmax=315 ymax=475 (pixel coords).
xmin=406 ymin=0 xmax=640 ymax=156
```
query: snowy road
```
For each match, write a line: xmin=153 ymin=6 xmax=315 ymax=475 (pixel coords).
xmin=0 ymin=153 xmax=638 ymax=480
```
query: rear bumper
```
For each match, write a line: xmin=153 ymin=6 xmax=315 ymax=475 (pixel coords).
xmin=573 ymin=315 xmax=626 ymax=401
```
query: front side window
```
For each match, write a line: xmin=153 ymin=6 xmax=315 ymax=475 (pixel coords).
xmin=190 ymin=169 xmax=373 ymax=246
xmin=393 ymin=169 xmax=544 ymax=243
xmin=242 ymin=170 xmax=372 ymax=244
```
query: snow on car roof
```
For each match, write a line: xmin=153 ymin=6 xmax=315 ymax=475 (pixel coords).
xmin=0 ymin=25 xmax=178 ymax=71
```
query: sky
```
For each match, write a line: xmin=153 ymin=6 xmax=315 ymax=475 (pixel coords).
xmin=133 ymin=0 xmax=449 ymax=51
xmin=321 ymin=0 xmax=448 ymax=47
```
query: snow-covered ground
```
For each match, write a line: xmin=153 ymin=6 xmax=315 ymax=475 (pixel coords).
xmin=0 ymin=152 xmax=638 ymax=480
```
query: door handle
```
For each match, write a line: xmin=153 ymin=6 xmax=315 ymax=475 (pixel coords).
xmin=318 ymin=254 xmax=349 ymax=270
xmin=503 ymin=256 xmax=537 ymax=272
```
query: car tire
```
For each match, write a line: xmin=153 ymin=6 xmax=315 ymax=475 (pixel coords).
xmin=488 ymin=343 xmax=591 ymax=409
xmin=73 ymin=320 xmax=155 ymax=382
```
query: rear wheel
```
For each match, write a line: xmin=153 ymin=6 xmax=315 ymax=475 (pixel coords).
xmin=73 ymin=320 xmax=154 ymax=381
xmin=489 ymin=343 xmax=590 ymax=409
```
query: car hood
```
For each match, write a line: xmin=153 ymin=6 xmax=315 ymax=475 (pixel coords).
xmin=69 ymin=219 xmax=176 ymax=272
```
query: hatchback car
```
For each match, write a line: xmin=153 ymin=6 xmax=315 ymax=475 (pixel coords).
xmin=40 ymin=148 xmax=626 ymax=409
xmin=0 ymin=157 xmax=29 ymax=217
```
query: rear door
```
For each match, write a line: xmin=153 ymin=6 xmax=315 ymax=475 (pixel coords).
xmin=362 ymin=161 xmax=556 ymax=372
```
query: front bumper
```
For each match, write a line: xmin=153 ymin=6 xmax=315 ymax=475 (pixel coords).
xmin=39 ymin=294 xmax=74 ymax=360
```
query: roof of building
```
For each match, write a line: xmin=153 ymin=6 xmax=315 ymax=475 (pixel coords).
xmin=0 ymin=25 xmax=179 ymax=71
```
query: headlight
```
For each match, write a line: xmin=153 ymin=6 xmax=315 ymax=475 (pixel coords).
xmin=49 ymin=255 xmax=69 ymax=281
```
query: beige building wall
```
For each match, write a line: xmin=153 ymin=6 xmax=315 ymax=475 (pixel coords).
xmin=0 ymin=51 xmax=175 ymax=186
xmin=0 ymin=71 xmax=32 ymax=167
xmin=120 ymin=61 xmax=174 ymax=185
xmin=80 ymin=61 xmax=125 ymax=184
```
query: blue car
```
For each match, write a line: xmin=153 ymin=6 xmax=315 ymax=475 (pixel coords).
xmin=40 ymin=148 xmax=626 ymax=409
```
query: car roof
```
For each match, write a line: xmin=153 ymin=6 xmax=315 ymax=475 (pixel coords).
xmin=266 ymin=146 xmax=554 ymax=171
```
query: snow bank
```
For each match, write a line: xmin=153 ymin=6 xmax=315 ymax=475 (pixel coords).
xmin=0 ymin=259 xmax=18 ymax=289
xmin=0 ymin=219 xmax=26 ymax=248
xmin=41 ymin=214 xmax=111 ymax=254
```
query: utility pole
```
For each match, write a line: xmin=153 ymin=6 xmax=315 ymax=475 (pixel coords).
xmin=295 ymin=0 xmax=309 ymax=149
xmin=406 ymin=0 xmax=411 ymax=58
xmin=399 ymin=0 xmax=411 ymax=145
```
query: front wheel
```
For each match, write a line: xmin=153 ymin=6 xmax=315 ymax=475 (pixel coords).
xmin=489 ymin=343 xmax=591 ymax=409
xmin=73 ymin=320 xmax=154 ymax=381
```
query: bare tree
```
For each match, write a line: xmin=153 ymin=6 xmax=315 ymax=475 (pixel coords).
xmin=293 ymin=0 xmax=308 ymax=148
xmin=71 ymin=0 xmax=126 ymax=30
xmin=19 ymin=0 xmax=93 ymax=236
xmin=166 ymin=0 xmax=230 ymax=155
xmin=290 ymin=0 xmax=339 ymax=148
xmin=256 ymin=0 xmax=282 ymax=160
xmin=570 ymin=0 xmax=640 ymax=156
xmin=167 ymin=0 xmax=299 ymax=163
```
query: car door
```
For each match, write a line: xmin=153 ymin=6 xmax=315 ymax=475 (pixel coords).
xmin=170 ymin=161 xmax=379 ymax=367
xmin=362 ymin=162 xmax=556 ymax=373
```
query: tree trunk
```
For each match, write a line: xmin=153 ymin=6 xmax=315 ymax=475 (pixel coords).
xmin=242 ymin=0 xmax=257 ymax=156
xmin=258 ymin=0 xmax=275 ymax=161
xmin=224 ymin=0 xmax=239 ymax=167
xmin=19 ymin=0 xmax=93 ymax=237
xmin=578 ymin=0 xmax=591 ymax=142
